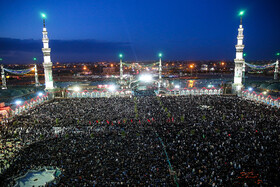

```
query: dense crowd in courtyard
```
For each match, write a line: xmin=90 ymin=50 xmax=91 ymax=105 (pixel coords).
xmin=0 ymin=96 xmax=280 ymax=186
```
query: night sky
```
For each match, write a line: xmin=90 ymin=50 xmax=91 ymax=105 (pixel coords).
xmin=0 ymin=0 xmax=279 ymax=63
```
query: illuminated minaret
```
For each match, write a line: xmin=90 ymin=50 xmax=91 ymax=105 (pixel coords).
xmin=119 ymin=53 xmax=124 ymax=84
xmin=274 ymin=60 xmax=279 ymax=80
xmin=233 ymin=11 xmax=245 ymax=92
xmin=41 ymin=13 xmax=54 ymax=90
xmin=1 ymin=65 xmax=7 ymax=89
xmin=158 ymin=53 xmax=162 ymax=89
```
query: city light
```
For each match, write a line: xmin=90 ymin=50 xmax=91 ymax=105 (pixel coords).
xmin=158 ymin=53 xmax=162 ymax=58
xmin=190 ymin=64 xmax=194 ymax=68
xmin=83 ymin=66 xmax=87 ymax=70
xmin=221 ymin=62 xmax=225 ymax=65
xmin=263 ymin=91 xmax=267 ymax=95
xmin=15 ymin=100 xmax=22 ymax=105
xmin=139 ymin=74 xmax=153 ymax=82
xmin=248 ymin=87 xmax=253 ymax=91
xmin=175 ymin=85 xmax=180 ymax=89
xmin=38 ymin=92 xmax=43 ymax=96
xmin=119 ymin=54 xmax=123 ymax=58
xmin=73 ymin=86 xmax=81 ymax=92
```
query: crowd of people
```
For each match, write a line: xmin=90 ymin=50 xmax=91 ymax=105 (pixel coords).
xmin=0 ymin=95 xmax=280 ymax=186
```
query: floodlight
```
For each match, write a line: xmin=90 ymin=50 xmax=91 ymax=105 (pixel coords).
xmin=109 ymin=85 xmax=116 ymax=92
xmin=73 ymin=86 xmax=81 ymax=92
xmin=119 ymin=54 xmax=123 ymax=58
xmin=208 ymin=85 xmax=213 ymax=88
xmin=239 ymin=11 xmax=245 ymax=16
xmin=248 ymin=87 xmax=253 ymax=91
xmin=175 ymin=85 xmax=180 ymax=89
xmin=38 ymin=92 xmax=43 ymax=96
xmin=41 ymin=13 xmax=46 ymax=18
xmin=15 ymin=100 xmax=22 ymax=105
xmin=139 ymin=74 xmax=153 ymax=82
xmin=158 ymin=53 xmax=162 ymax=58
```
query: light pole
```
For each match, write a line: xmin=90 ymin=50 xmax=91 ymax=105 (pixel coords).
xmin=33 ymin=57 xmax=40 ymax=87
xmin=242 ymin=53 xmax=246 ymax=83
xmin=190 ymin=64 xmax=194 ymax=76
xmin=274 ymin=53 xmax=280 ymax=80
xmin=158 ymin=53 xmax=162 ymax=90
xmin=1 ymin=58 xmax=7 ymax=89
xmin=119 ymin=53 xmax=124 ymax=85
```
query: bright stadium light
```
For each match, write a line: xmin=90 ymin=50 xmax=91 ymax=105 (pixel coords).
xmin=208 ymin=85 xmax=213 ymax=88
xmin=41 ymin=13 xmax=46 ymax=18
xmin=263 ymin=91 xmax=267 ymax=95
xmin=158 ymin=53 xmax=162 ymax=58
xmin=239 ymin=10 xmax=245 ymax=16
xmin=248 ymin=87 xmax=253 ymax=91
xmin=108 ymin=85 xmax=116 ymax=92
xmin=139 ymin=74 xmax=153 ymax=82
xmin=175 ymin=85 xmax=180 ymax=89
xmin=73 ymin=86 xmax=81 ymax=92
xmin=38 ymin=92 xmax=43 ymax=96
xmin=119 ymin=53 xmax=123 ymax=58
xmin=15 ymin=100 xmax=22 ymax=105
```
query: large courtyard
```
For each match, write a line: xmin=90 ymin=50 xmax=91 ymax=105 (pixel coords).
xmin=1 ymin=96 xmax=280 ymax=186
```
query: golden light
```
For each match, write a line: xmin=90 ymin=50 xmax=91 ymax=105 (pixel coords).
xmin=83 ymin=66 xmax=87 ymax=70
xmin=190 ymin=64 xmax=194 ymax=68
xmin=6 ymin=76 xmax=10 ymax=79
xmin=166 ymin=63 xmax=168 ymax=66
xmin=110 ymin=64 xmax=114 ymax=67
xmin=74 ymin=65 xmax=76 ymax=68
xmin=221 ymin=62 xmax=225 ymax=65
xmin=188 ymin=80 xmax=194 ymax=88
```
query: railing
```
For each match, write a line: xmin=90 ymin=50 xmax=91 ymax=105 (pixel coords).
xmin=66 ymin=89 xmax=132 ymax=98
xmin=157 ymin=87 xmax=223 ymax=96
xmin=241 ymin=90 xmax=280 ymax=108
xmin=12 ymin=94 xmax=50 ymax=116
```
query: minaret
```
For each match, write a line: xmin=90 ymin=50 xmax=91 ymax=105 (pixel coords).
xmin=34 ymin=64 xmax=40 ymax=86
xmin=158 ymin=53 xmax=162 ymax=89
xmin=119 ymin=54 xmax=124 ymax=84
xmin=1 ymin=65 xmax=7 ymax=89
xmin=233 ymin=11 xmax=245 ymax=93
xmin=41 ymin=13 xmax=54 ymax=90
xmin=274 ymin=60 xmax=279 ymax=80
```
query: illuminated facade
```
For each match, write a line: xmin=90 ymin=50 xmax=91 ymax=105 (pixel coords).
xmin=233 ymin=15 xmax=245 ymax=93
xmin=42 ymin=18 xmax=54 ymax=90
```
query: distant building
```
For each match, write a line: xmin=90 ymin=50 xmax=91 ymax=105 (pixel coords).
xmin=103 ymin=67 xmax=116 ymax=74
xmin=201 ymin=64 xmax=208 ymax=71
